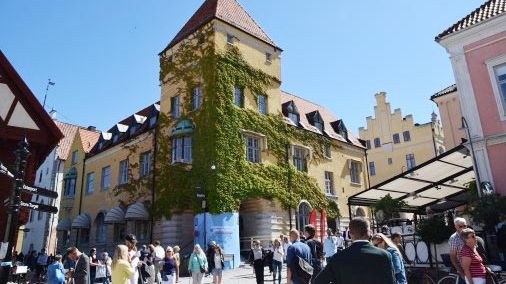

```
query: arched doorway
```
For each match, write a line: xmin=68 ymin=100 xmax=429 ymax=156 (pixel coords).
xmin=94 ymin=212 xmax=107 ymax=245
xmin=296 ymin=202 xmax=311 ymax=231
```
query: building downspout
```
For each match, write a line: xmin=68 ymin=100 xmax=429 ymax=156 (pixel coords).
xmin=150 ymin=126 xmax=158 ymax=243
xmin=285 ymin=143 xmax=293 ymax=230
xmin=75 ymin=155 xmax=87 ymax=246
xmin=431 ymin=122 xmax=438 ymax=157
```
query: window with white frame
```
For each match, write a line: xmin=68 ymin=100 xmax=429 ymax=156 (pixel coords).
xmin=393 ymin=133 xmax=400 ymax=144
xmin=171 ymin=136 xmax=192 ymax=163
xmin=369 ymin=161 xmax=376 ymax=176
xmin=171 ymin=96 xmax=180 ymax=118
xmin=325 ymin=171 xmax=334 ymax=195
xmin=374 ymin=138 xmax=381 ymax=148
xmin=292 ymin=146 xmax=307 ymax=172
xmin=314 ymin=121 xmax=324 ymax=133
xmin=86 ymin=172 xmax=94 ymax=194
xmin=192 ymin=87 xmax=202 ymax=110
xmin=71 ymin=150 xmax=78 ymax=165
xmin=64 ymin=177 xmax=76 ymax=197
xmin=140 ymin=151 xmax=152 ymax=177
xmin=403 ymin=131 xmax=411 ymax=142
xmin=233 ymin=87 xmax=244 ymax=107
xmin=38 ymin=200 xmax=44 ymax=220
xmin=350 ymin=160 xmax=361 ymax=184
xmin=245 ymin=136 xmax=260 ymax=163
xmin=101 ymin=166 xmax=110 ymax=190
xmin=406 ymin=154 xmax=416 ymax=169
xmin=493 ymin=63 xmax=506 ymax=116
xmin=258 ymin=94 xmax=267 ymax=115
xmin=323 ymin=144 xmax=331 ymax=158
xmin=227 ymin=34 xmax=234 ymax=45
xmin=288 ymin=112 xmax=299 ymax=125
xmin=118 ymin=159 xmax=129 ymax=185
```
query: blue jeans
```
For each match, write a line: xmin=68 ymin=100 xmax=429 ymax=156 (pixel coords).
xmin=272 ymin=260 xmax=282 ymax=283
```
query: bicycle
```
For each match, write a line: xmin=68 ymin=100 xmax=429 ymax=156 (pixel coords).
xmin=407 ymin=266 xmax=436 ymax=284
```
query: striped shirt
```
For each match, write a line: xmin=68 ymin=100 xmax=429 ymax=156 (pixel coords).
xmin=460 ymin=245 xmax=486 ymax=279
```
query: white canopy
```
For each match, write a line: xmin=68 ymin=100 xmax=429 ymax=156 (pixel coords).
xmin=125 ymin=202 xmax=149 ymax=221
xmin=71 ymin=213 xmax=91 ymax=229
xmin=349 ymin=144 xmax=475 ymax=213
xmin=104 ymin=207 xmax=125 ymax=224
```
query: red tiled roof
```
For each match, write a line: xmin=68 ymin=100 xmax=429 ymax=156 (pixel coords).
xmin=280 ymin=91 xmax=364 ymax=148
xmin=54 ymin=121 xmax=79 ymax=160
xmin=436 ymin=0 xmax=506 ymax=41
xmin=162 ymin=0 xmax=278 ymax=53
xmin=78 ymin=128 xmax=100 ymax=153
xmin=430 ymin=84 xmax=457 ymax=101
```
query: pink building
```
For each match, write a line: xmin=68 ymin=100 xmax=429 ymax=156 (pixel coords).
xmin=436 ymin=0 xmax=506 ymax=195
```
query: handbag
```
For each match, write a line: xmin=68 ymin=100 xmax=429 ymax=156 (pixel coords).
xmin=95 ymin=265 xmax=107 ymax=279
xmin=196 ymin=255 xmax=206 ymax=273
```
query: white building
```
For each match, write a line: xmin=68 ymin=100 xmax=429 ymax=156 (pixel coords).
xmin=21 ymin=119 xmax=81 ymax=254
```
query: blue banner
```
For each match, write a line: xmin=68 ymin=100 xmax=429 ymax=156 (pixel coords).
xmin=194 ymin=212 xmax=240 ymax=269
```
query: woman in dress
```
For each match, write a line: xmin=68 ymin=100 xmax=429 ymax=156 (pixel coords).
xmin=372 ymin=233 xmax=407 ymax=284
xmin=460 ymin=228 xmax=488 ymax=284
xmin=89 ymin=248 xmax=100 ymax=283
xmin=272 ymin=239 xmax=284 ymax=284
xmin=210 ymin=245 xmax=224 ymax=284
xmin=160 ymin=246 xmax=176 ymax=284
xmin=111 ymin=245 xmax=134 ymax=284
xmin=125 ymin=234 xmax=140 ymax=284
xmin=188 ymin=244 xmax=208 ymax=284
xmin=173 ymin=246 xmax=181 ymax=283
xmin=248 ymin=240 xmax=265 ymax=284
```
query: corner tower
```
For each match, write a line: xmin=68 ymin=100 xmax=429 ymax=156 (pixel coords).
xmin=159 ymin=0 xmax=282 ymax=116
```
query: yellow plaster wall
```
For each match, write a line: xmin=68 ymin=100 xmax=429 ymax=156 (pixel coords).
xmin=433 ymin=91 xmax=466 ymax=149
xmin=359 ymin=92 xmax=445 ymax=186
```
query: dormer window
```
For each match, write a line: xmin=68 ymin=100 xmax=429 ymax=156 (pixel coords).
xmin=227 ymin=34 xmax=234 ymax=45
xmin=98 ymin=142 xmax=103 ymax=150
xmin=283 ymin=101 xmax=300 ymax=125
xmin=307 ymin=111 xmax=324 ymax=133
xmin=332 ymin=119 xmax=348 ymax=141
xmin=113 ymin=135 xmax=119 ymax=143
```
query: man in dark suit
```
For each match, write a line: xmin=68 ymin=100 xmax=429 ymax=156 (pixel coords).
xmin=67 ymin=247 xmax=91 ymax=284
xmin=315 ymin=217 xmax=395 ymax=284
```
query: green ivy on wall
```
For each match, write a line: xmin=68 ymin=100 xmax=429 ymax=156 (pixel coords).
xmin=118 ymin=25 xmax=340 ymax=220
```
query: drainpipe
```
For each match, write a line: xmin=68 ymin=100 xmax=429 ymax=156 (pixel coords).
xmin=431 ymin=122 xmax=438 ymax=157
xmin=285 ymin=143 xmax=293 ymax=230
xmin=150 ymin=125 xmax=158 ymax=243
xmin=75 ymin=155 xmax=87 ymax=246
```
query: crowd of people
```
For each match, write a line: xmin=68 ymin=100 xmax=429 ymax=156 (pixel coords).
xmin=9 ymin=215 xmax=501 ymax=284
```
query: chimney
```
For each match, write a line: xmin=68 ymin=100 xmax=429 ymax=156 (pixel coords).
xmin=87 ymin=126 xmax=97 ymax=131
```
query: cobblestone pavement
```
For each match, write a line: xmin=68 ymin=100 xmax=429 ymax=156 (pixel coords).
xmin=179 ymin=265 xmax=288 ymax=284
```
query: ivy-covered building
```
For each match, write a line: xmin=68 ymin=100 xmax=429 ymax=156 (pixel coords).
xmin=56 ymin=0 xmax=369 ymax=258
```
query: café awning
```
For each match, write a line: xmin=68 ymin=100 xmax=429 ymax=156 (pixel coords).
xmin=125 ymin=202 xmax=149 ymax=221
xmin=348 ymin=144 xmax=475 ymax=214
xmin=71 ymin=213 xmax=91 ymax=229
xmin=56 ymin=218 xmax=72 ymax=231
xmin=104 ymin=206 xmax=125 ymax=224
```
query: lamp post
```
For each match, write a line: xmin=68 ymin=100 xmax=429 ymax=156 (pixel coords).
xmin=1 ymin=138 xmax=30 ymax=284
xmin=461 ymin=117 xmax=482 ymax=197
xmin=197 ymin=164 xmax=216 ymax=249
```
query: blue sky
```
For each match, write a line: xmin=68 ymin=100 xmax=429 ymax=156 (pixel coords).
xmin=0 ymin=0 xmax=484 ymax=134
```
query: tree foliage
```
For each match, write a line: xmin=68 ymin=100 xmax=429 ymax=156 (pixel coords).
xmin=373 ymin=194 xmax=406 ymax=224
xmin=416 ymin=214 xmax=453 ymax=244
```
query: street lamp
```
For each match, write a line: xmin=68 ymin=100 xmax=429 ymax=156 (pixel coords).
xmin=461 ymin=116 xmax=482 ymax=197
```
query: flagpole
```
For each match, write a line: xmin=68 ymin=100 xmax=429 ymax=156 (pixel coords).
xmin=42 ymin=79 xmax=55 ymax=108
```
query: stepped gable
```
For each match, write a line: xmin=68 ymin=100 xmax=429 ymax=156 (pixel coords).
xmin=280 ymin=91 xmax=364 ymax=148
xmin=436 ymin=0 xmax=506 ymax=41
xmin=162 ymin=0 xmax=278 ymax=53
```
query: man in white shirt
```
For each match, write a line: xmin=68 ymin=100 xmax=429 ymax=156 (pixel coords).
xmin=153 ymin=240 xmax=165 ymax=284
xmin=323 ymin=229 xmax=338 ymax=262
xmin=335 ymin=231 xmax=345 ymax=250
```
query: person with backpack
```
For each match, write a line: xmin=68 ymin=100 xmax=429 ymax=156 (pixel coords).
xmin=304 ymin=225 xmax=324 ymax=283
xmin=286 ymin=229 xmax=312 ymax=284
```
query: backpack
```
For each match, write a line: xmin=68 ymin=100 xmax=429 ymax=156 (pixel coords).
xmin=292 ymin=255 xmax=313 ymax=283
